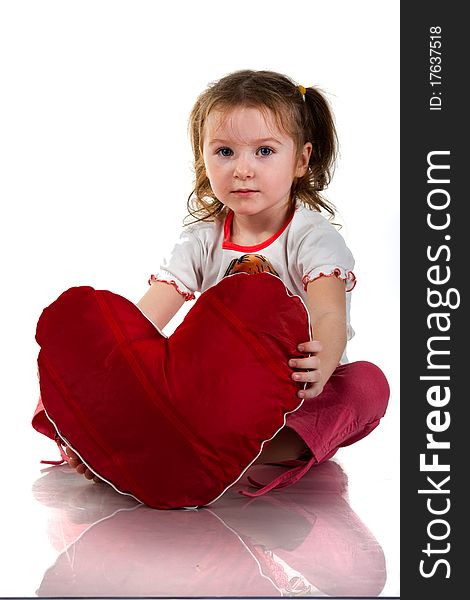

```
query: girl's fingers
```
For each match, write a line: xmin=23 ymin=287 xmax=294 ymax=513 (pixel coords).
xmin=297 ymin=383 xmax=323 ymax=399
xmin=291 ymin=369 xmax=322 ymax=384
xmin=289 ymin=340 xmax=322 ymax=370
xmin=288 ymin=356 xmax=320 ymax=370
xmin=297 ymin=340 xmax=322 ymax=354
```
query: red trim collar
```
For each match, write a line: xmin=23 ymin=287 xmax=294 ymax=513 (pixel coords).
xmin=222 ymin=209 xmax=295 ymax=252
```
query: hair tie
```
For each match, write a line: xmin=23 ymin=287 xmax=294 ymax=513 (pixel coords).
xmin=297 ymin=84 xmax=307 ymax=99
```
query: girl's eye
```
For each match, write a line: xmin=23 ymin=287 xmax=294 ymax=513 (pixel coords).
xmin=258 ymin=146 xmax=274 ymax=156
xmin=217 ymin=147 xmax=233 ymax=157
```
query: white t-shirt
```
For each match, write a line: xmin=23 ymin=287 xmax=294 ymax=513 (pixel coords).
xmin=151 ymin=201 xmax=356 ymax=358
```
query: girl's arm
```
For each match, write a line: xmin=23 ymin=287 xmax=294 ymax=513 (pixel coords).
xmin=137 ymin=281 xmax=186 ymax=331
xmin=289 ymin=276 xmax=347 ymax=399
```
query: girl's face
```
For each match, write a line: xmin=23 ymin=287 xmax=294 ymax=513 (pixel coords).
xmin=202 ymin=106 xmax=311 ymax=220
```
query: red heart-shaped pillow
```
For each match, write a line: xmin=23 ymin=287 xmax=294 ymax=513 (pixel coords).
xmin=36 ymin=273 xmax=310 ymax=509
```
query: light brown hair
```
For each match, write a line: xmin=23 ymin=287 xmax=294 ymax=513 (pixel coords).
xmin=185 ymin=69 xmax=338 ymax=225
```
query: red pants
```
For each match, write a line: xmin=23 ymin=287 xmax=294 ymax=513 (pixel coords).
xmin=242 ymin=361 xmax=390 ymax=497
xmin=287 ymin=360 xmax=390 ymax=463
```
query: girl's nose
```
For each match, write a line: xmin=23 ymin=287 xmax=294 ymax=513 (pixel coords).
xmin=233 ymin=156 xmax=254 ymax=179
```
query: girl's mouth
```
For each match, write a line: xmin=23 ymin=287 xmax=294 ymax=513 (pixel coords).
xmin=231 ymin=189 xmax=259 ymax=196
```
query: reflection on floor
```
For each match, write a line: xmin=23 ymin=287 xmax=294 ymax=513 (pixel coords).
xmin=32 ymin=460 xmax=386 ymax=597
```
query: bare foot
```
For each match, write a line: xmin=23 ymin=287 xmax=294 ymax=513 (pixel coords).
xmin=254 ymin=426 xmax=310 ymax=465
xmin=65 ymin=447 xmax=100 ymax=483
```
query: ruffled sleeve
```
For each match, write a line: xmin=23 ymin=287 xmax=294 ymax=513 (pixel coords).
xmin=148 ymin=227 xmax=203 ymax=301
xmin=296 ymin=218 xmax=356 ymax=292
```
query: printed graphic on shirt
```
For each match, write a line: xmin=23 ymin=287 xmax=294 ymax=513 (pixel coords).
xmin=223 ymin=254 xmax=280 ymax=278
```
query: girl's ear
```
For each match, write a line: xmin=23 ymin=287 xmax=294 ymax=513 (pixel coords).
xmin=295 ymin=142 xmax=313 ymax=177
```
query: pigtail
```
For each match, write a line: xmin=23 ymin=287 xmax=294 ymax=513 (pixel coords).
xmin=291 ymin=86 xmax=338 ymax=218
xmin=304 ymin=86 xmax=338 ymax=189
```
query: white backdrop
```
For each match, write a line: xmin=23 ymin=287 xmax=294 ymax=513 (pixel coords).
xmin=0 ymin=0 xmax=399 ymax=595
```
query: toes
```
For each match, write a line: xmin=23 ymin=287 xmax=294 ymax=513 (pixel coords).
xmin=84 ymin=469 xmax=95 ymax=481
xmin=76 ymin=463 xmax=87 ymax=475
xmin=65 ymin=446 xmax=100 ymax=483
xmin=65 ymin=446 xmax=78 ymax=460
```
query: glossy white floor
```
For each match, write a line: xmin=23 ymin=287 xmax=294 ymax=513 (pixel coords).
xmin=1 ymin=356 xmax=399 ymax=598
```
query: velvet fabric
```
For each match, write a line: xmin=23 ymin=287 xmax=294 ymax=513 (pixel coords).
xmin=34 ymin=273 xmax=310 ymax=509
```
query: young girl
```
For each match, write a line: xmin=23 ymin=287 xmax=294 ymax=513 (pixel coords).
xmin=66 ymin=69 xmax=389 ymax=495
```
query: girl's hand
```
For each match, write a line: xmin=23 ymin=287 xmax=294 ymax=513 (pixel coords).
xmin=289 ymin=340 xmax=323 ymax=399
